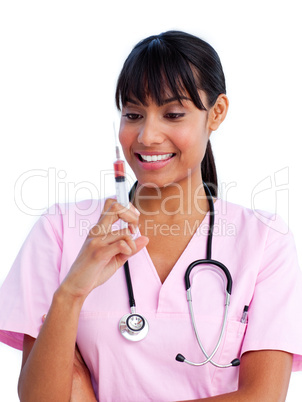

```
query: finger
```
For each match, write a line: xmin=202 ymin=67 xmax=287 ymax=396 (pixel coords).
xmin=92 ymin=200 xmax=140 ymax=235
xmin=100 ymin=198 xmax=139 ymax=220
xmin=39 ymin=314 xmax=47 ymax=332
xmin=89 ymin=228 xmax=137 ymax=251
xmin=102 ymin=230 xmax=147 ymax=253
xmin=101 ymin=199 xmax=139 ymax=218
xmin=101 ymin=238 xmax=134 ymax=258
xmin=100 ymin=233 xmax=144 ymax=264
xmin=86 ymin=234 xmax=137 ymax=267
xmin=106 ymin=232 xmax=137 ymax=253
xmin=105 ymin=201 xmax=140 ymax=227
xmin=89 ymin=223 xmax=132 ymax=238
xmin=128 ymin=222 xmax=139 ymax=235
xmin=115 ymin=235 xmax=149 ymax=267
xmin=100 ymin=198 xmax=117 ymax=217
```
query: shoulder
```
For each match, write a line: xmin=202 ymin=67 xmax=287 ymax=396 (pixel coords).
xmin=39 ymin=198 xmax=110 ymax=240
xmin=215 ymin=199 xmax=298 ymax=274
xmin=216 ymin=198 xmax=289 ymax=236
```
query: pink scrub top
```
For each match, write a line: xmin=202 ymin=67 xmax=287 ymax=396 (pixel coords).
xmin=0 ymin=198 xmax=302 ymax=401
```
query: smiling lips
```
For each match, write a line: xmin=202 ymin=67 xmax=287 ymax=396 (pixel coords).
xmin=135 ymin=152 xmax=176 ymax=170
xmin=137 ymin=153 xmax=174 ymax=162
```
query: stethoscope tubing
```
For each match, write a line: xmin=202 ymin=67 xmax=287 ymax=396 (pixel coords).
xmin=120 ymin=181 xmax=240 ymax=366
xmin=176 ymin=182 xmax=240 ymax=368
xmin=185 ymin=289 xmax=232 ymax=367
xmin=185 ymin=259 xmax=233 ymax=294
xmin=124 ymin=260 xmax=136 ymax=312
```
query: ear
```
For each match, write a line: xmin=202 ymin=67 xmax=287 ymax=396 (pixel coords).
xmin=207 ymin=94 xmax=229 ymax=131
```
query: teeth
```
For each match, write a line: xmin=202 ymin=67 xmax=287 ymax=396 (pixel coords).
xmin=140 ymin=153 xmax=173 ymax=162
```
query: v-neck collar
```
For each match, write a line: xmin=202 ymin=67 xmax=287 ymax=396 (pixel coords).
xmin=139 ymin=199 xmax=221 ymax=288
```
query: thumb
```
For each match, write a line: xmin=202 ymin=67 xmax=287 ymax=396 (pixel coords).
xmin=116 ymin=235 xmax=149 ymax=267
xmin=134 ymin=235 xmax=149 ymax=251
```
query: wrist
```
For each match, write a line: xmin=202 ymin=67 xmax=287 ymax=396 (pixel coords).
xmin=54 ymin=283 xmax=87 ymax=311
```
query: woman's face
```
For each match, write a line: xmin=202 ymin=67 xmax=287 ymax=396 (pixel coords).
xmin=119 ymin=90 xmax=212 ymax=189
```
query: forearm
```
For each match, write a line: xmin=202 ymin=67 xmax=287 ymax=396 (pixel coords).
xmin=17 ymin=200 xmax=146 ymax=402
xmin=180 ymin=350 xmax=292 ymax=402
xmin=18 ymin=286 xmax=85 ymax=402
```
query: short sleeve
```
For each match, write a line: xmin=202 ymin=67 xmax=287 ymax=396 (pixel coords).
xmin=241 ymin=217 xmax=302 ymax=371
xmin=0 ymin=206 xmax=63 ymax=350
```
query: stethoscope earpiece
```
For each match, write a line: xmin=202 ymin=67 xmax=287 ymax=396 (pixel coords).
xmin=175 ymin=354 xmax=240 ymax=367
xmin=175 ymin=354 xmax=186 ymax=362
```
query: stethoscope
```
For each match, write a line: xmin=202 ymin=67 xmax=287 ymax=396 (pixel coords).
xmin=119 ymin=182 xmax=240 ymax=368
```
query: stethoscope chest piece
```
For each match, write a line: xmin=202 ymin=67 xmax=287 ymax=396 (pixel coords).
xmin=119 ymin=313 xmax=149 ymax=341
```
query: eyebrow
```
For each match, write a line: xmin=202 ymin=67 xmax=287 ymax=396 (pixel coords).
xmin=125 ymin=96 xmax=192 ymax=106
xmin=125 ymin=98 xmax=140 ymax=105
xmin=161 ymin=96 xmax=192 ymax=105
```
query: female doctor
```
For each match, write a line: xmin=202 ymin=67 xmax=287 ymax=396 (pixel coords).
xmin=1 ymin=30 xmax=302 ymax=401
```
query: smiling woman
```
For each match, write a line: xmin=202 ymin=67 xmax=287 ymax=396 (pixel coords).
xmin=115 ymin=31 xmax=226 ymax=196
xmin=118 ymin=92 xmax=227 ymax=190
xmin=0 ymin=30 xmax=302 ymax=402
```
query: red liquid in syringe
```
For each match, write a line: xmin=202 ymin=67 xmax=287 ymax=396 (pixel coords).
xmin=114 ymin=146 xmax=129 ymax=209
xmin=114 ymin=159 xmax=125 ymax=180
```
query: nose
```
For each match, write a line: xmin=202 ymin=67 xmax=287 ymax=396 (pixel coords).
xmin=137 ymin=116 xmax=164 ymax=146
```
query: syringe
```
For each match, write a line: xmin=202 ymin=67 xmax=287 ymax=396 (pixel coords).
xmin=113 ymin=145 xmax=129 ymax=229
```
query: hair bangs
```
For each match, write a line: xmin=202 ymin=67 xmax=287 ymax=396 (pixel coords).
xmin=115 ymin=37 xmax=207 ymax=110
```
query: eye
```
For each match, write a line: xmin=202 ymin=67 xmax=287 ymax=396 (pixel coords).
xmin=165 ymin=113 xmax=185 ymax=119
xmin=122 ymin=113 xmax=142 ymax=121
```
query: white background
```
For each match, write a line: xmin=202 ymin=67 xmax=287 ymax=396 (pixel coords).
xmin=0 ymin=0 xmax=301 ymax=400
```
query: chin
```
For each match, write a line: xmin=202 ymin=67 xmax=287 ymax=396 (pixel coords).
xmin=135 ymin=175 xmax=173 ymax=189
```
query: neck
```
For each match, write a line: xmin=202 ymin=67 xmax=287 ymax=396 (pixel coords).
xmin=133 ymin=173 xmax=211 ymax=221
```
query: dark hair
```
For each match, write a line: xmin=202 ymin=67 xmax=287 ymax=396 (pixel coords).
xmin=115 ymin=31 xmax=226 ymax=196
